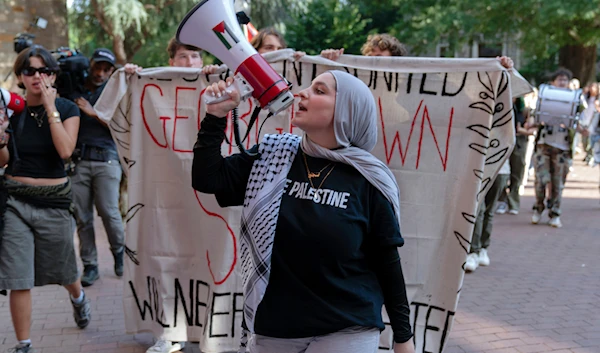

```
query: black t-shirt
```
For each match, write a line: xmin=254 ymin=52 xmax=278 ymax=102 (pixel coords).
xmin=191 ymin=115 xmax=412 ymax=341
xmin=253 ymin=151 xmax=404 ymax=338
xmin=76 ymin=82 xmax=116 ymax=151
xmin=5 ymin=98 xmax=79 ymax=178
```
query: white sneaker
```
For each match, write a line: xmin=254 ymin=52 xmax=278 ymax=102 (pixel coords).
xmin=495 ymin=202 xmax=507 ymax=214
xmin=532 ymin=210 xmax=542 ymax=224
xmin=478 ymin=249 xmax=490 ymax=266
xmin=464 ymin=253 xmax=479 ymax=272
xmin=508 ymin=209 xmax=519 ymax=215
xmin=146 ymin=340 xmax=185 ymax=353
xmin=549 ymin=216 xmax=562 ymax=228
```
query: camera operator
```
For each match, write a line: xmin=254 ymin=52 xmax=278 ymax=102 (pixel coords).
xmin=70 ymin=48 xmax=140 ymax=287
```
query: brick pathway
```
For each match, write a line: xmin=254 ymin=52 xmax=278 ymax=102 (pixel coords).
xmin=1 ymin=160 xmax=599 ymax=353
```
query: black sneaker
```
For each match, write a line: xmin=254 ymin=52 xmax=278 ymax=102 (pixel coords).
xmin=8 ymin=343 xmax=34 ymax=352
xmin=114 ymin=249 xmax=124 ymax=277
xmin=81 ymin=265 xmax=99 ymax=287
xmin=71 ymin=291 xmax=91 ymax=329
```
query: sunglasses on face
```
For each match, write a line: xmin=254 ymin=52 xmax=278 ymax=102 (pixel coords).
xmin=21 ymin=67 xmax=56 ymax=76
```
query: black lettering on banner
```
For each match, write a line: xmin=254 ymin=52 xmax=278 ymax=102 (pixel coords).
xmin=174 ymin=278 xmax=193 ymax=327
xmin=419 ymin=74 xmax=437 ymax=95
xmin=151 ymin=277 xmax=170 ymax=328
xmin=439 ymin=310 xmax=455 ymax=351
xmin=129 ymin=280 xmax=153 ymax=321
xmin=196 ymin=280 xmax=210 ymax=327
xmin=407 ymin=73 xmax=413 ymax=94
xmin=209 ymin=292 xmax=231 ymax=338
xmin=311 ymin=64 xmax=318 ymax=81
xmin=423 ymin=305 xmax=444 ymax=353
xmin=410 ymin=302 xmax=456 ymax=353
xmin=369 ymin=71 xmax=378 ymax=90
xmin=232 ymin=292 xmax=244 ymax=338
xmin=442 ymin=73 xmax=468 ymax=97
xmin=292 ymin=61 xmax=303 ymax=87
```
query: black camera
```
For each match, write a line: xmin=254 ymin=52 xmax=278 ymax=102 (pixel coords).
xmin=14 ymin=33 xmax=36 ymax=54
xmin=52 ymin=47 xmax=90 ymax=100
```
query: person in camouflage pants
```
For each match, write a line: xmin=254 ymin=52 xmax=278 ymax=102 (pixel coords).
xmin=533 ymin=144 xmax=571 ymax=219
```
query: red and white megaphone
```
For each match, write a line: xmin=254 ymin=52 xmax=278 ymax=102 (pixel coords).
xmin=177 ymin=0 xmax=294 ymax=115
xmin=0 ymin=87 xmax=25 ymax=117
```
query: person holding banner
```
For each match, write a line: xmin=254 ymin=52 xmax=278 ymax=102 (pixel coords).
xmin=320 ymin=33 xmax=407 ymax=60
xmin=0 ymin=45 xmax=90 ymax=353
xmin=250 ymin=27 xmax=305 ymax=59
xmin=192 ymin=72 xmax=414 ymax=353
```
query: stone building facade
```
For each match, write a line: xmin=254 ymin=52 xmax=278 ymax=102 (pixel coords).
xmin=0 ymin=0 xmax=68 ymax=90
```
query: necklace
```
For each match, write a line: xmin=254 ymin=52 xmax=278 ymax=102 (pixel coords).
xmin=302 ymin=152 xmax=331 ymax=178
xmin=27 ymin=106 xmax=46 ymax=128
xmin=302 ymin=152 xmax=335 ymax=190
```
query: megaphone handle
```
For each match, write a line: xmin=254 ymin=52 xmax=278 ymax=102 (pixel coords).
xmin=204 ymin=76 xmax=254 ymax=105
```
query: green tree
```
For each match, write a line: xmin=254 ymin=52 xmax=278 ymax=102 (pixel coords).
xmin=382 ymin=0 xmax=600 ymax=84
xmin=285 ymin=0 xmax=370 ymax=55
xmin=69 ymin=0 xmax=197 ymax=65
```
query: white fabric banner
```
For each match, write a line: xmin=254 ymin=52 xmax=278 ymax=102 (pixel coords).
xmin=95 ymin=50 xmax=531 ymax=353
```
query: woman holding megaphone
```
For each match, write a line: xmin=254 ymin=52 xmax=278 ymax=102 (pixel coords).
xmin=192 ymin=72 xmax=414 ymax=353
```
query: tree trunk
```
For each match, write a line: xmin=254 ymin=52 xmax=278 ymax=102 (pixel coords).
xmin=558 ymin=44 xmax=597 ymax=86
xmin=113 ymin=35 xmax=128 ymax=66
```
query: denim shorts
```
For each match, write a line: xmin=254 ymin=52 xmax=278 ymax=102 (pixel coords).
xmin=0 ymin=196 xmax=79 ymax=290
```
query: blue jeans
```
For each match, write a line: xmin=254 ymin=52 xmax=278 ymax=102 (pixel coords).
xmin=71 ymin=160 xmax=125 ymax=267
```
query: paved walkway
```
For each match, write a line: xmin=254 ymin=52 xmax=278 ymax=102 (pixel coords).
xmin=1 ymin=160 xmax=599 ymax=353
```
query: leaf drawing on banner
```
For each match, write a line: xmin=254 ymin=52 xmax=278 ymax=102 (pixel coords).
xmin=110 ymin=117 xmax=129 ymax=134
xmin=497 ymin=71 xmax=509 ymax=97
xmin=454 ymin=231 xmax=471 ymax=254
xmin=473 ymin=169 xmax=485 ymax=180
xmin=468 ymin=101 xmax=493 ymax=115
xmin=111 ymin=92 xmax=132 ymax=151
xmin=125 ymin=203 xmax=145 ymax=224
xmin=182 ymin=74 xmax=200 ymax=82
xmin=485 ymin=147 xmax=509 ymax=165
xmin=468 ymin=142 xmax=488 ymax=156
xmin=478 ymin=178 xmax=491 ymax=199
xmin=462 ymin=212 xmax=476 ymax=224
xmin=123 ymin=203 xmax=144 ymax=266
xmin=477 ymin=72 xmax=495 ymax=96
xmin=492 ymin=109 xmax=513 ymax=128
xmin=125 ymin=246 xmax=140 ymax=266
xmin=123 ymin=156 xmax=136 ymax=169
xmin=466 ymin=124 xmax=491 ymax=139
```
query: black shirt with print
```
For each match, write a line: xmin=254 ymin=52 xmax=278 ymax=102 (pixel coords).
xmin=192 ymin=114 xmax=413 ymax=343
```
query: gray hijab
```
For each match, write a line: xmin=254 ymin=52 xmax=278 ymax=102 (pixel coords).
xmin=301 ymin=70 xmax=401 ymax=222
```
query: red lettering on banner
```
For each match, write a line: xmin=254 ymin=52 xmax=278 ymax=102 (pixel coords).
xmin=141 ymin=84 xmax=207 ymax=153
xmin=379 ymin=98 xmax=454 ymax=171
xmin=194 ymin=191 xmax=237 ymax=285
xmin=173 ymin=87 xmax=197 ymax=153
xmin=141 ymin=84 xmax=170 ymax=148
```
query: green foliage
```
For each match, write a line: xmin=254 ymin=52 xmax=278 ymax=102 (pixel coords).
xmin=285 ymin=0 xmax=370 ymax=55
xmin=249 ymin=0 xmax=295 ymax=29
xmin=69 ymin=0 xmax=197 ymax=62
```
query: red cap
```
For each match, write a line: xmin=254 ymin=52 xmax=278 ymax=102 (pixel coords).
xmin=0 ymin=88 xmax=25 ymax=116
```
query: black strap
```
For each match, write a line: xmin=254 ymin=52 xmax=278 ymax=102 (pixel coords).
xmin=7 ymin=108 xmax=28 ymax=173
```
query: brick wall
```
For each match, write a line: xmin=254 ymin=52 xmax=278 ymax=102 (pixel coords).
xmin=0 ymin=0 xmax=68 ymax=90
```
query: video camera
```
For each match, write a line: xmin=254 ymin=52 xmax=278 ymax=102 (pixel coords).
xmin=51 ymin=47 xmax=90 ymax=100
xmin=12 ymin=28 xmax=90 ymax=99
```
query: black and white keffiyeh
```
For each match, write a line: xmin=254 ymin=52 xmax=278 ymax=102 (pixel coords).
xmin=240 ymin=133 xmax=300 ymax=333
